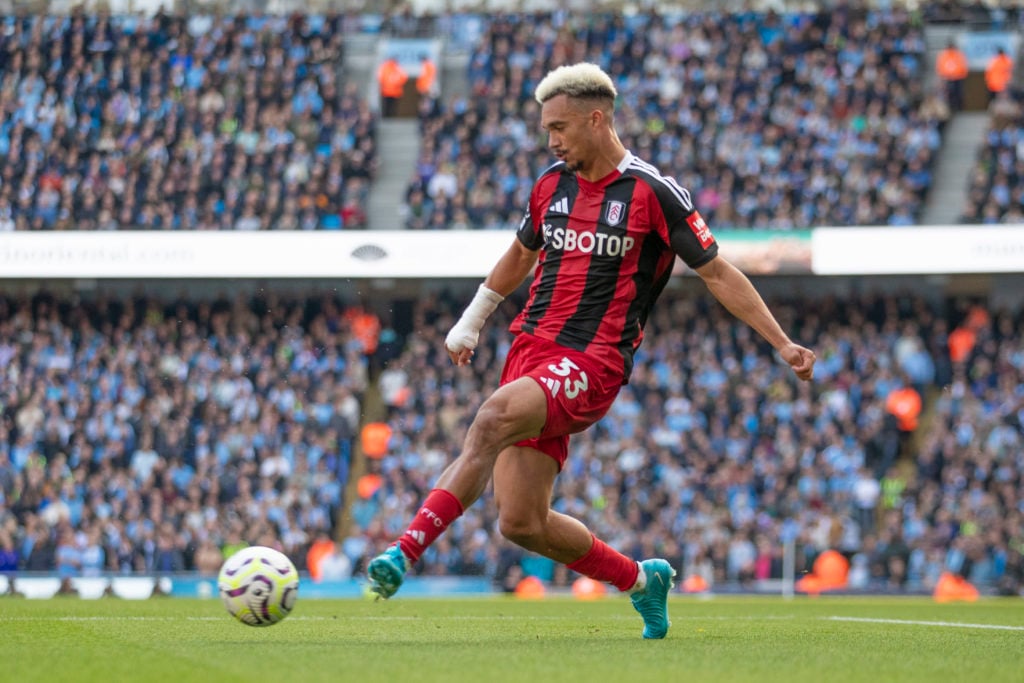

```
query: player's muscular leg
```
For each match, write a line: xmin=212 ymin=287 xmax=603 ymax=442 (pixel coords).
xmin=493 ymin=445 xmax=594 ymax=563
xmin=435 ymin=378 xmax=547 ymax=509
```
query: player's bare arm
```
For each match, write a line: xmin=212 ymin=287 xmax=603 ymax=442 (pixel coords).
xmin=694 ymin=255 xmax=816 ymax=381
xmin=483 ymin=238 xmax=539 ymax=297
xmin=445 ymin=238 xmax=539 ymax=366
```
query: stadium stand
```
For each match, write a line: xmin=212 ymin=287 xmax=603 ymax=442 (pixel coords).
xmin=3 ymin=285 xmax=1019 ymax=596
xmin=405 ymin=8 xmax=942 ymax=230
xmin=0 ymin=10 xmax=376 ymax=231
xmin=961 ymin=89 xmax=1024 ymax=224
xmin=0 ymin=291 xmax=368 ymax=574
xmin=331 ymin=288 xmax=1023 ymax=595
xmin=0 ymin=6 xmax=1021 ymax=602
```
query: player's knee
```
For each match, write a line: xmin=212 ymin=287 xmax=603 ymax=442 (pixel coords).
xmin=470 ymin=399 xmax=526 ymax=447
xmin=498 ymin=514 xmax=544 ymax=552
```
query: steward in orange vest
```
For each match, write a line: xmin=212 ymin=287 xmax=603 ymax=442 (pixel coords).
xmin=936 ymin=41 xmax=968 ymax=110
xmin=936 ymin=43 xmax=968 ymax=82
xmin=416 ymin=54 xmax=437 ymax=98
xmin=886 ymin=386 xmax=922 ymax=432
xmin=985 ymin=48 xmax=1014 ymax=101
xmin=377 ymin=57 xmax=409 ymax=117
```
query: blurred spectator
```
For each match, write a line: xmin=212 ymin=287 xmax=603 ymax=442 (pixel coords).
xmin=382 ymin=6 xmax=434 ymax=38
xmin=378 ymin=56 xmax=409 ymax=118
xmin=985 ymin=48 xmax=1014 ymax=104
xmin=55 ymin=527 xmax=81 ymax=578
xmin=885 ymin=380 xmax=923 ymax=432
xmin=306 ymin=531 xmax=337 ymax=582
xmin=935 ymin=40 xmax=969 ymax=111
xmin=0 ymin=528 xmax=19 ymax=573
xmin=193 ymin=538 xmax=225 ymax=576
xmin=989 ymin=91 xmax=1022 ymax=130
xmin=416 ymin=53 xmax=439 ymax=101
xmin=319 ymin=545 xmax=354 ymax=580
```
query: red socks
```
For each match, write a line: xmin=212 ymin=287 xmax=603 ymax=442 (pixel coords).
xmin=396 ymin=488 xmax=465 ymax=563
xmin=567 ymin=535 xmax=640 ymax=592
xmin=394 ymin=494 xmax=634 ymax=593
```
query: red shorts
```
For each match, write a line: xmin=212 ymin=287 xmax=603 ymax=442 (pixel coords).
xmin=499 ymin=334 xmax=623 ymax=469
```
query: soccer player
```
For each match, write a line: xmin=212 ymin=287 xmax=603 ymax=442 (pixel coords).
xmin=368 ymin=63 xmax=816 ymax=639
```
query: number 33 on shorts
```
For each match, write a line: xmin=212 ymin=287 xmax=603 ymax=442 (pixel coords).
xmin=540 ymin=357 xmax=590 ymax=399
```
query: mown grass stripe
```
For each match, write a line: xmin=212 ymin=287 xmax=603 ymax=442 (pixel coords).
xmin=825 ymin=616 xmax=1024 ymax=631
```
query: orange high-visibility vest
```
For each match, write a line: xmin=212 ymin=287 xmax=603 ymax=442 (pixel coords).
xmin=416 ymin=59 xmax=437 ymax=95
xmin=986 ymin=53 xmax=1014 ymax=93
xmin=352 ymin=312 xmax=380 ymax=355
xmin=886 ymin=387 xmax=922 ymax=431
xmin=306 ymin=538 xmax=335 ymax=582
xmin=947 ymin=326 xmax=976 ymax=363
xmin=357 ymin=474 xmax=383 ymax=499
xmin=361 ymin=422 xmax=392 ymax=458
xmin=378 ymin=60 xmax=408 ymax=98
xmin=936 ymin=47 xmax=968 ymax=81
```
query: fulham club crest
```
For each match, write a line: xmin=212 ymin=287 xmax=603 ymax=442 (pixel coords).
xmin=605 ymin=201 xmax=626 ymax=226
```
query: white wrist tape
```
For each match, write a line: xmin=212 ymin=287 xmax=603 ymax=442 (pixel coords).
xmin=445 ymin=284 xmax=504 ymax=354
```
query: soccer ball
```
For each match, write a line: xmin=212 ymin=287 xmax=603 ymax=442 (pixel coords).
xmin=218 ymin=546 xmax=299 ymax=627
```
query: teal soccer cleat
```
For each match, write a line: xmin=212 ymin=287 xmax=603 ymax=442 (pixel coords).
xmin=367 ymin=545 xmax=410 ymax=599
xmin=630 ymin=559 xmax=676 ymax=639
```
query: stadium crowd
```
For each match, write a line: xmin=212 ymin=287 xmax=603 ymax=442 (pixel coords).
xmin=961 ymin=88 xmax=1024 ymax=225
xmin=362 ymin=289 xmax=1022 ymax=595
xmin=0 ymin=6 xmax=1021 ymax=599
xmin=0 ymin=290 xmax=369 ymax=577
xmin=0 ymin=10 xmax=376 ymax=232
xmin=404 ymin=8 xmax=943 ymax=231
xmin=0 ymin=287 xmax=1020 ymax=596
xmin=4 ymin=7 xmax=1014 ymax=234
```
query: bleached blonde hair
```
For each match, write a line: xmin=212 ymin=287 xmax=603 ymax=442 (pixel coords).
xmin=534 ymin=63 xmax=617 ymax=105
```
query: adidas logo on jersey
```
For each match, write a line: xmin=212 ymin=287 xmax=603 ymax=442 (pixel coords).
xmin=539 ymin=376 xmax=562 ymax=397
xmin=547 ymin=197 xmax=569 ymax=215
xmin=405 ymin=529 xmax=426 ymax=545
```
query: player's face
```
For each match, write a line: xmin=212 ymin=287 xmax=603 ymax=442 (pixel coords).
xmin=541 ymin=94 xmax=598 ymax=174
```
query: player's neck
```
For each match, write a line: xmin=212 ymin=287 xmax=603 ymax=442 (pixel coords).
xmin=576 ymin=142 xmax=627 ymax=183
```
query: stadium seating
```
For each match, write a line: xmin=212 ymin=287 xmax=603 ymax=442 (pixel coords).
xmin=0 ymin=9 xmax=974 ymax=233
xmin=406 ymin=9 xmax=941 ymax=230
xmin=0 ymin=291 xmax=368 ymax=573
xmin=0 ymin=8 xmax=1020 ymax=602
xmin=0 ymin=12 xmax=376 ymax=231
xmin=344 ymin=290 xmax=1023 ymax=594
xmin=961 ymin=89 xmax=1024 ymax=224
xmin=0 ymin=283 xmax=1019 ymax=595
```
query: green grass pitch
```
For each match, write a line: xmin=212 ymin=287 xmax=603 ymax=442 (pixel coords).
xmin=2 ymin=595 xmax=1022 ymax=683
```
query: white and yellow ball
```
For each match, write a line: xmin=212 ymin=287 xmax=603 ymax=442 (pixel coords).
xmin=218 ymin=546 xmax=299 ymax=627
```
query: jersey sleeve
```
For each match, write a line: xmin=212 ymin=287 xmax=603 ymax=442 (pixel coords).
xmin=652 ymin=181 xmax=719 ymax=269
xmin=516 ymin=166 xmax=562 ymax=251
xmin=668 ymin=208 xmax=718 ymax=269
xmin=515 ymin=201 xmax=543 ymax=250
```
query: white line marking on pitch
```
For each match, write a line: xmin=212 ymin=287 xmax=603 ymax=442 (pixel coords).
xmin=1 ymin=614 xmax=799 ymax=623
xmin=11 ymin=615 xmax=1021 ymax=633
xmin=825 ymin=616 xmax=1024 ymax=631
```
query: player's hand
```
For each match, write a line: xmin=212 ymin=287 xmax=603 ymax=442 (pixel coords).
xmin=445 ymin=321 xmax=479 ymax=366
xmin=779 ymin=343 xmax=816 ymax=381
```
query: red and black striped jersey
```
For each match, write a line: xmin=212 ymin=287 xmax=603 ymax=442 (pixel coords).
xmin=511 ymin=151 xmax=718 ymax=380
